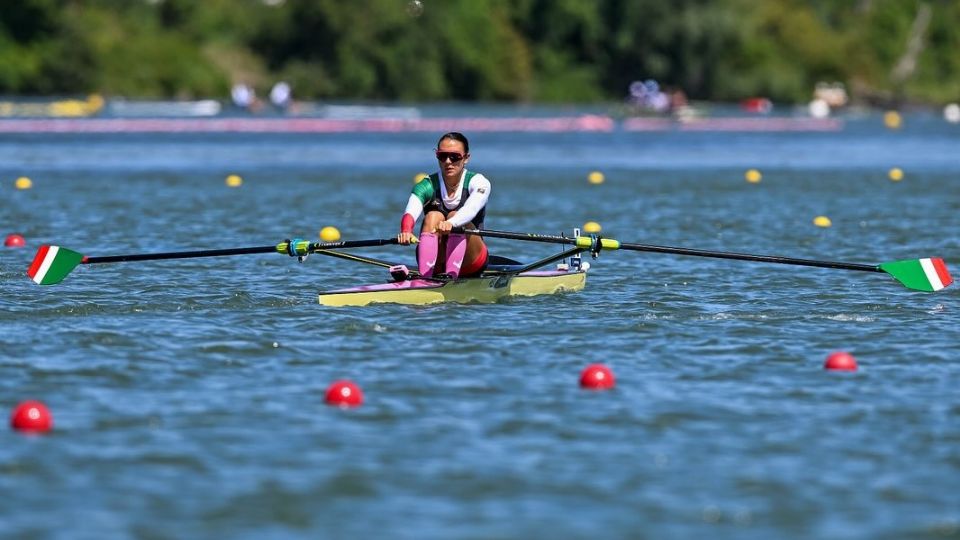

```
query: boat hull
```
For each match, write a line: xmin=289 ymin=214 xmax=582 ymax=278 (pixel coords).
xmin=318 ymin=269 xmax=587 ymax=306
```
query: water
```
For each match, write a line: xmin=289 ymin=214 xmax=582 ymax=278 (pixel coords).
xmin=1 ymin=108 xmax=958 ymax=539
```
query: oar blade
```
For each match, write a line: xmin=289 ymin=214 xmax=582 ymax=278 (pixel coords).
xmin=26 ymin=245 xmax=85 ymax=285
xmin=879 ymin=257 xmax=952 ymax=292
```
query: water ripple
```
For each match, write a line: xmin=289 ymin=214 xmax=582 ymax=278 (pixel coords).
xmin=2 ymin=128 xmax=958 ymax=539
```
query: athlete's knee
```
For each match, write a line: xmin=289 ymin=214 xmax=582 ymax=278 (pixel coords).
xmin=421 ymin=211 xmax=444 ymax=229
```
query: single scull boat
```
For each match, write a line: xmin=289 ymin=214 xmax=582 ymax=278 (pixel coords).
xmin=25 ymin=227 xmax=952 ymax=305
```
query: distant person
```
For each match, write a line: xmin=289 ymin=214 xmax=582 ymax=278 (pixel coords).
xmin=231 ymin=83 xmax=260 ymax=112
xmin=628 ymin=79 xmax=670 ymax=114
xmin=269 ymin=81 xmax=293 ymax=110
xmin=669 ymin=88 xmax=688 ymax=110
xmin=397 ymin=132 xmax=490 ymax=279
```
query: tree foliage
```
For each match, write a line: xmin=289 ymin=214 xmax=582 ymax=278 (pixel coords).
xmin=0 ymin=0 xmax=956 ymax=104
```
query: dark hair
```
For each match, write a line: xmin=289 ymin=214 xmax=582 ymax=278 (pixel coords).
xmin=437 ymin=132 xmax=469 ymax=154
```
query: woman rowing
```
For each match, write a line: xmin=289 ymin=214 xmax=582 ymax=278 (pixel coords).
xmin=397 ymin=132 xmax=490 ymax=279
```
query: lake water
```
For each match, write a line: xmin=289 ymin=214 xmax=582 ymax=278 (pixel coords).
xmin=1 ymin=106 xmax=958 ymax=539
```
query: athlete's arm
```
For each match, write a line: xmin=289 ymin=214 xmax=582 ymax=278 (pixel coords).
xmin=399 ymin=179 xmax=433 ymax=243
xmin=446 ymin=174 xmax=490 ymax=227
xmin=401 ymin=194 xmax=424 ymax=229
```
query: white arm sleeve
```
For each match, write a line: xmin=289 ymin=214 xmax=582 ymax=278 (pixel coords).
xmin=403 ymin=194 xmax=424 ymax=222
xmin=447 ymin=174 xmax=491 ymax=227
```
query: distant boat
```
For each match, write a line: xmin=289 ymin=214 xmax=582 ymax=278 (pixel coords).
xmin=107 ymin=99 xmax=222 ymax=117
xmin=321 ymin=104 xmax=420 ymax=120
xmin=286 ymin=102 xmax=421 ymax=120
xmin=0 ymin=95 xmax=104 ymax=118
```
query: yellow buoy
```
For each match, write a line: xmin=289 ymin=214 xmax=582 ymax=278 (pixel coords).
xmin=583 ymin=221 xmax=602 ymax=233
xmin=587 ymin=171 xmax=605 ymax=185
xmin=888 ymin=167 xmax=903 ymax=181
xmin=225 ymin=174 xmax=243 ymax=187
xmin=413 ymin=172 xmax=429 ymax=183
xmin=319 ymin=226 xmax=341 ymax=242
xmin=883 ymin=111 xmax=902 ymax=130
xmin=15 ymin=177 xmax=32 ymax=190
xmin=813 ymin=216 xmax=832 ymax=228
xmin=744 ymin=169 xmax=762 ymax=183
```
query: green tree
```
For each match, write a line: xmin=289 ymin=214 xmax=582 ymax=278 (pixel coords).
xmin=1 ymin=0 xmax=958 ymax=104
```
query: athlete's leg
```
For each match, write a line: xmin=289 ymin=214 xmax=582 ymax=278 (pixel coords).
xmin=460 ymin=235 xmax=488 ymax=277
xmin=444 ymin=212 xmax=486 ymax=278
xmin=460 ymin=232 xmax=487 ymax=277
xmin=416 ymin=211 xmax=445 ymax=277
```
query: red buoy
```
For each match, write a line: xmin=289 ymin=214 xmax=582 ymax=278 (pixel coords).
xmin=580 ymin=364 xmax=616 ymax=390
xmin=824 ymin=351 xmax=858 ymax=372
xmin=4 ymin=234 xmax=25 ymax=248
xmin=325 ymin=380 xmax=364 ymax=407
xmin=10 ymin=400 xmax=53 ymax=432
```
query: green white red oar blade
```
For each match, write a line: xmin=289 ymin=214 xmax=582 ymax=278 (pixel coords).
xmin=26 ymin=245 xmax=85 ymax=285
xmin=879 ymin=257 xmax=952 ymax=292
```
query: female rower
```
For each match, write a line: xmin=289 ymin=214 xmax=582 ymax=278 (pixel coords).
xmin=397 ymin=132 xmax=490 ymax=279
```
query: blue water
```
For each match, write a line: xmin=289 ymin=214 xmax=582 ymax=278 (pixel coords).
xmin=1 ymin=107 xmax=958 ymax=539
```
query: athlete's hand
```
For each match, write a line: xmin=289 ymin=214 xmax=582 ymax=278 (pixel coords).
xmin=397 ymin=232 xmax=418 ymax=245
xmin=435 ymin=220 xmax=454 ymax=234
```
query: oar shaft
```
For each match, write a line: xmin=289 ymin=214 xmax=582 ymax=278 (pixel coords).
xmin=83 ymin=238 xmax=404 ymax=265
xmin=616 ymin=241 xmax=881 ymax=273
xmin=84 ymin=245 xmax=276 ymax=264
xmin=460 ymin=227 xmax=882 ymax=274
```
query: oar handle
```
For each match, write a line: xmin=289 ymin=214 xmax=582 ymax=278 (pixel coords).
xmin=286 ymin=237 xmax=404 ymax=256
xmin=455 ymin=227 xmax=574 ymax=246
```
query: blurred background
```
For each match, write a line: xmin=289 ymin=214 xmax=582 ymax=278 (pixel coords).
xmin=1 ymin=0 xmax=958 ymax=119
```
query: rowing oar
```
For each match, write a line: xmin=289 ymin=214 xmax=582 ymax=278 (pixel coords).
xmin=457 ymin=227 xmax=953 ymax=293
xmin=25 ymin=237 xmax=408 ymax=286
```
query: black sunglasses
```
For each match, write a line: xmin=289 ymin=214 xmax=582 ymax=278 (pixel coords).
xmin=436 ymin=151 xmax=466 ymax=163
